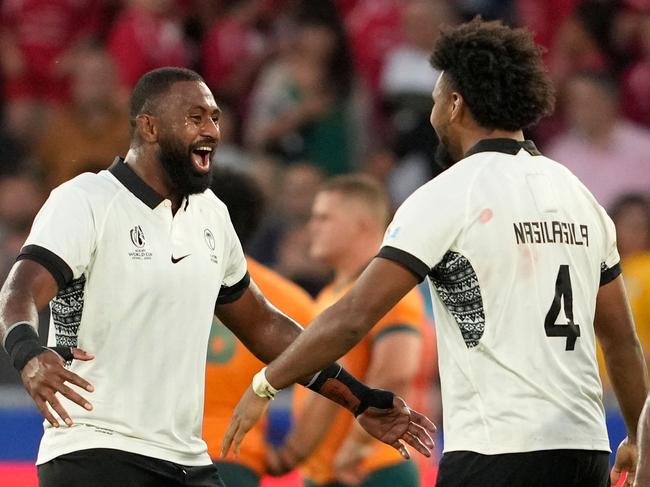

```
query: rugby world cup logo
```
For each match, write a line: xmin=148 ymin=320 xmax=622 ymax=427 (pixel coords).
xmin=204 ymin=228 xmax=216 ymax=250
xmin=130 ymin=225 xmax=146 ymax=248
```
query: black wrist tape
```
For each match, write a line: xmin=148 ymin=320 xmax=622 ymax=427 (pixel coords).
xmin=49 ymin=346 xmax=74 ymax=362
xmin=307 ymin=363 xmax=394 ymax=416
xmin=3 ymin=323 xmax=47 ymax=371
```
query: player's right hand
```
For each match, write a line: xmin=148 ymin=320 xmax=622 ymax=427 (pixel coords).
xmin=356 ymin=395 xmax=436 ymax=459
xmin=612 ymin=437 xmax=637 ymax=487
xmin=20 ymin=348 xmax=94 ymax=428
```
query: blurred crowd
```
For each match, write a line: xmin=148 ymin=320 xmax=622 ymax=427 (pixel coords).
xmin=0 ymin=0 xmax=649 ymax=404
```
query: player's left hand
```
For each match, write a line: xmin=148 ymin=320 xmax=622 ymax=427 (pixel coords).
xmin=612 ymin=437 xmax=637 ymax=487
xmin=221 ymin=386 xmax=269 ymax=457
xmin=357 ymin=395 xmax=436 ymax=459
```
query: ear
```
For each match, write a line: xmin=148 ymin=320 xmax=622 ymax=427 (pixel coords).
xmin=135 ymin=114 xmax=159 ymax=144
xmin=449 ymin=92 xmax=464 ymax=123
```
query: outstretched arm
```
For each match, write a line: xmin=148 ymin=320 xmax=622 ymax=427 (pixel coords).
xmin=596 ymin=276 xmax=649 ymax=486
xmin=262 ymin=258 xmax=419 ymax=389
xmin=219 ymin=258 xmax=435 ymax=457
xmin=0 ymin=260 xmax=94 ymax=427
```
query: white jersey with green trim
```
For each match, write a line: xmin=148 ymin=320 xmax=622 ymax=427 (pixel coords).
xmin=379 ymin=138 xmax=618 ymax=455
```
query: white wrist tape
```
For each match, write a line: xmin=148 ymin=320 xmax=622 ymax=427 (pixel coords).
xmin=252 ymin=367 xmax=279 ymax=400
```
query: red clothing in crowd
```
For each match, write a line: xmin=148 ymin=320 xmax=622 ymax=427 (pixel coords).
xmin=107 ymin=6 xmax=189 ymax=88
xmin=622 ymin=60 xmax=650 ymax=128
xmin=201 ymin=16 xmax=264 ymax=94
xmin=516 ymin=0 xmax=578 ymax=51
xmin=1 ymin=0 xmax=102 ymax=102
xmin=345 ymin=0 xmax=403 ymax=94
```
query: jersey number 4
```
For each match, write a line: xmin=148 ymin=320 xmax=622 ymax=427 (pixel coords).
xmin=544 ymin=265 xmax=581 ymax=351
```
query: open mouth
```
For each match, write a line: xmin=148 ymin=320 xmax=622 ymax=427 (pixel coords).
xmin=191 ymin=145 xmax=213 ymax=173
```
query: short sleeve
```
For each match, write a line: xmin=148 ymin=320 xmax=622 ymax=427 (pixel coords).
xmin=215 ymin=213 xmax=249 ymax=305
xmin=17 ymin=184 xmax=96 ymax=289
xmin=378 ymin=177 xmax=465 ymax=282
xmin=598 ymin=207 xmax=621 ymax=286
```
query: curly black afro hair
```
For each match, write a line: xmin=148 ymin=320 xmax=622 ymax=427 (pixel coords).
xmin=430 ymin=17 xmax=555 ymax=131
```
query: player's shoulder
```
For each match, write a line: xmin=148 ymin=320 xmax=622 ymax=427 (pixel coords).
xmin=194 ymin=188 xmax=230 ymax=219
xmin=51 ymin=170 xmax=121 ymax=205
xmin=411 ymin=154 xmax=490 ymax=201
xmin=539 ymin=154 xmax=606 ymax=207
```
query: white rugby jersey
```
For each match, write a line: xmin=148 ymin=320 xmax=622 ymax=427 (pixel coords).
xmin=379 ymin=139 xmax=619 ymax=455
xmin=19 ymin=159 xmax=249 ymax=466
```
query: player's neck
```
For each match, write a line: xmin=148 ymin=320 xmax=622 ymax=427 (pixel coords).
xmin=124 ymin=148 xmax=183 ymax=211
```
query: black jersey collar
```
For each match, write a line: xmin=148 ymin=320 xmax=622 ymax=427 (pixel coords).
xmin=464 ymin=138 xmax=541 ymax=158
xmin=109 ymin=157 xmax=165 ymax=209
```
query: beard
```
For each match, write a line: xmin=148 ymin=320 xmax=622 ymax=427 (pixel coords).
xmin=158 ymin=136 xmax=213 ymax=196
xmin=434 ymin=141 xmax=458 ymax=171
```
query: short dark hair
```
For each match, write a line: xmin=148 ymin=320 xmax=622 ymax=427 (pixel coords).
xmin=210 ymin=168 xmax=266 ymax=247
xmin=129 ymin=67 xmax=204 ymax=133
xmin=430 ymin=17 xmax=555 ymax=131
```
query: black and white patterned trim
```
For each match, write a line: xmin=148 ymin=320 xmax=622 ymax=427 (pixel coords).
xmin=50 ymin=276 xmax=86 ymax=348
xmin=430 ymin=251 xmax=485 ymax=348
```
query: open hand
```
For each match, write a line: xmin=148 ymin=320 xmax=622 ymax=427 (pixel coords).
xmin=357 ymin=395 xmax=436 ymax=459
xmin=21 ymin=348 xmax=94 ymax=428
xmin=221 ymin=386 xmax=270 ymax=457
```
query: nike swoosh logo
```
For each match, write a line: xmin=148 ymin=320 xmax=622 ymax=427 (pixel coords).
xmin=171 ymin=254 xmax=191 ymax=264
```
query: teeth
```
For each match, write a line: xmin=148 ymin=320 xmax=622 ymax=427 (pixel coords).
xmin=195 ymin=146 xmax=212 ymax=152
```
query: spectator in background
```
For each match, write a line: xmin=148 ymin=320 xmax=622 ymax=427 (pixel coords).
xmin=250 ymin=163 xmax=331 ymax=295
xmin=268 ymin=175 xmax=427 ymax=487
xmin=456 ymin=0 xmax=514 ymax=22
xmin=108 ymin=0 xmax=190 ymax=88
xmin=622 ymin=10 xmax=650 ymax=128
xmin=516 ymin=0 xmax=578 ymax=53
xmin=548 ymin=0 xmax=617 ymax=84
xmin=547 ymin=70 xmax=650 ymax=209
xmin=344 ymin=0 xmax=403 ymax=96
xmin=207 ymin=103 xmax=253 ymax=172
xmin=0 ymin=0 xmax=103 ymax=141
xmin=35 ymin=45 xmax=130 ymax=189
xmin=246 ymin=4 xmax=367 ymax=175
xmin=205 ymin=168 xmax=315 ymax=487
xmin=380 ymin=0 xmax=457 ymax=204
xmin=201 ymin=0 xmax=269 ymax=110
xmin=611 ymin=194 xmax=650 ymax=364
xmin=0 ymin=170 xmax=45 ymax=283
